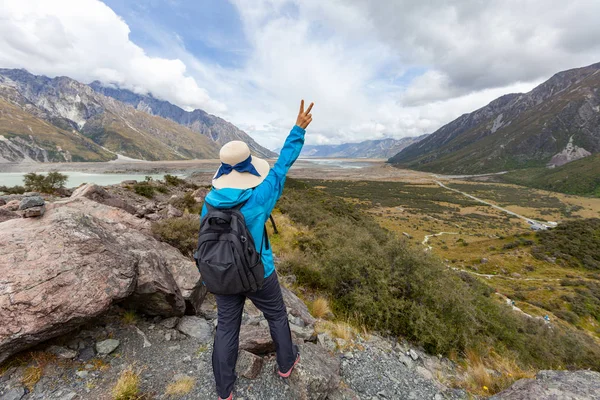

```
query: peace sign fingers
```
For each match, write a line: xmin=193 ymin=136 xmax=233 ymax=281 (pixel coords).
xmin=296 ymin=99 xmax=314 ymax=129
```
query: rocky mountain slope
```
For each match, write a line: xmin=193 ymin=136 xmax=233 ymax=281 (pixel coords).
xmin=500 ymin=152 xmax=600 ymax=196
xmin=389 ymin=62 xmax=600 ymax=174
xmin=0 ymin=69 xmax=227 ymax=162
xmin=89 ymin=82 xmax=277 ymax=159
xmin=297 ymin=135 xmax=427 ymax=159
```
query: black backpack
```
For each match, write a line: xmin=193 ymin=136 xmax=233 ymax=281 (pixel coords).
xmin=193 ymin=202 xmax=276 ymax=295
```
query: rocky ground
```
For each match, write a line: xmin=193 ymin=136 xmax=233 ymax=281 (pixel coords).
xmin=1 ymin=181 xmax=599 ymax=400
xmin=0 ymin=301 xmax=468 ymax=400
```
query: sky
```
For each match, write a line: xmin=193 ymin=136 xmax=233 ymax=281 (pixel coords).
xmin=1 ymin=0 xmax=599 ymax=150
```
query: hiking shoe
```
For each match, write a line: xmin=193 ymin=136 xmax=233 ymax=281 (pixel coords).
xmin=218 ymin=394 xmax=232 ymax=400
xmin=278 ymin=353 xmax=301 ymax=378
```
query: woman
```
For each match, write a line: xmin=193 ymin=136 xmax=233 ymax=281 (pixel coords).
xmin=201 ymin=100 xmax=314 ymax=400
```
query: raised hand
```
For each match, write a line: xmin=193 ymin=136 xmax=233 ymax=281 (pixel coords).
xmin=295 ymin=99 xmax=314 ymax=129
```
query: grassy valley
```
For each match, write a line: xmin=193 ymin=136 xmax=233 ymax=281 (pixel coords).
xmin=297 ymin=179 xmax=600 ymax=337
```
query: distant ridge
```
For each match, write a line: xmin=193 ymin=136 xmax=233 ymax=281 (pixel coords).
xmin=389 ymin=62 xmax=600 ymax=174
xmin=289 ymin=135 xmax=427 ymax=159
xmin=0 ymin=68 xmax=272 ymax=162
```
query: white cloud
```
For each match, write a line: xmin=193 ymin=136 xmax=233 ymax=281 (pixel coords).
xmin=0 ymin=0 xmax=226 ymax=113
xmin=1 ymin=0 xmax=598 ymax=150
xmin=344 ymin=0 xmax=600 ymax=100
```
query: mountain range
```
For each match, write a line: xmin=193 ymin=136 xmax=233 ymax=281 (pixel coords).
xmin=0 ymin=69 xmax=274 ymax=163
xmin=389 ymin=62 xmax=600 ymax=175
xmin=296 ymin=135 xmax=427 ymax=159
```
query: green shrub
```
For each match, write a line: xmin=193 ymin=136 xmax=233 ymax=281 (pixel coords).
xmin=23 ymin=171 xmax=68 ymax=193
xmin=164 ymin=174 xmax=186 ymax=186
xmin=155 ymin=185 xmax=169 ymax=194
xmin=151 ymin=216 xmax=199 ymax=257
xmin=533 ymin=219 xmax=600 ymax=270
xmin=133 ymin=183 xmax=155 ymax=198
xmin=170 ymin=192 xmax=203 ymax=214
xmin=0 ymin=185 xmax=26 ymax=194
xmin=276 ymin=179 xmax=600 ymax=370
xmin=554 ymin=310 xmax=579 ymax=324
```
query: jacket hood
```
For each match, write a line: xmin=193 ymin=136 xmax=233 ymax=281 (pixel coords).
xmin=205 ymin=187 xmax=253 ymax=209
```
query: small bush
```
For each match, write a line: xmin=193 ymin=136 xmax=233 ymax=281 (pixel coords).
xmin=23 ymin=171 xmax=68 ymax=193
xmin=133 ymin=183 xmax=155 ymax=198
xmin=151 ymin=216 xmax=199 ymax=257
xmin=0 ymin=185 xmax=26 ymax=194
xmin=554 ymin=309 xmax=579 ymax=324
xmin=164 ymin=174 xmax=186 ymax=186
xmin=171 ymin=192 xmax=202 ymax=214
xmin=155 ymin=185 xmax=169 ymax=194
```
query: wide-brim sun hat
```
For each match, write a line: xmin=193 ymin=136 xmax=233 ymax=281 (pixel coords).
xmin=212 ymin=140 xmax=270 ymax=189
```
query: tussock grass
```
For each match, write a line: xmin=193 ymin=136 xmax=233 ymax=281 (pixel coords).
xmin=112 ymin=365 xmax=142 ymax=400
xmin=12 ymin=351 xmax=58 ymax=390
xmin=316 ymin=321 xmax=357 ymax=342
xmin=165 ymin=376 xmax=196 ymax=397
xmin=21 ymin=366 xmax=43 ymax=390
xmin=309 ymin=297 xmax=332 ymax=319
xmin=196 ymin=344 xmax=209 ymax=356
xmin=121 ymin=310 xmax=139 ymax=325
xmin=454 ymin=349 xmax=535 ymax=395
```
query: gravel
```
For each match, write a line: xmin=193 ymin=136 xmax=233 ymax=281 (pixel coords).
xmin=339 ymin=338 xmax=467 ymax=400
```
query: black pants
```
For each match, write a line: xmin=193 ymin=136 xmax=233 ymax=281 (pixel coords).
xmin=212 ymin=272 xmax=298 ymax=398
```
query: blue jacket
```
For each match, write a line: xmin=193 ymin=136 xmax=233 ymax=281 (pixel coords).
xmin=200 ymin=125 xmax=306 ymax=278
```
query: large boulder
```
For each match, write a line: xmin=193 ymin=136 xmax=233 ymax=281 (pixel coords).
xmin=192 ymin=188 xmax=209 ymax=203
xmin=239 ymin=325 xmax=275 ymax=354
xmin=122 ymin=251 xmax=186 ymax=316
xmin=176 ymin=316 xmax=213 ymax=342
xmin=281 ymin=286 xmax=316 ymax=326
xmin=56 ymin=197 xmax=201 ymax=303
xmin=0 ymin=199 xmax=137 ymax=364
xmin=20 ymin=206 xmax=45 ymax=218
xmin=0 ymin=208 xmax=20 ymax=223
xmin=3 ymin=200 xmax=21 ymax=211
xmin=491 ymin=370 xmax=600 ymax=400
xmin=288 ymin=343 xmax=342 ymax=400
xmin=18 ymin=196 xmax=44 ymax=210
xmin=0 ymin=197 xmax=201 ymax=363
xmin=71 ymin=183 xmax=136 ymax=214
xmin=236 ymin=350 xmax=264 ymax=379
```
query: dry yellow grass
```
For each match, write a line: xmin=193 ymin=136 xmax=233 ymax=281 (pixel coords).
xmin=165 ymin=376 xmax=196 ymax=397
xmin=112 ymin=366 xmax=142 ymax=400
xmin=309 ymin=297 xmax=332 ymax=319
xmin=90 ymin=358 xmax=110 ymax=372
xmin=315 ymin=321 xmax=357 ymax=342
xmin=453 ymin=349 xmax=535 ymax=396
xmin=21 ymin=366 xmax=43 ymax=390
xmin=15 ymin=351 xmax=58 ymax=390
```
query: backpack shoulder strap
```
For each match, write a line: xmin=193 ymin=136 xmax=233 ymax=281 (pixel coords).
xmin=269 ymin=214 xmax=278 ymax=234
